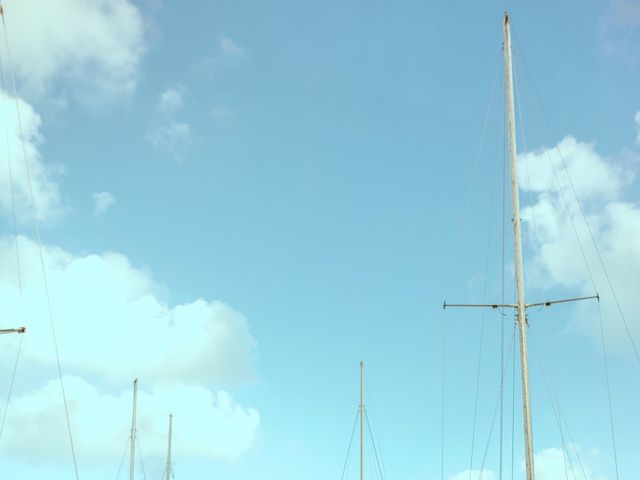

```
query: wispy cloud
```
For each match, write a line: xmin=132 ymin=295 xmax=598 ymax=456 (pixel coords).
xmin=91 ymin=191 xmax=115 ymax=219
xmin=148 ymin=86 xmax=192 ymax=160
xmin=147 ymin=120 xmax=191 ymax=151
xmin=156 ymin=87 xmax=184 ymax=114
xmin=599 ymin=0 xmax=640 ymax=66
xmin=219 ymin=35 xmax=244 ymax=56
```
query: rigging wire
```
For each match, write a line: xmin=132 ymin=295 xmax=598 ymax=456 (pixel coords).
xmin=513 ymin=51 xmax=572 ymax=480
xmin=339 ymin=409 xmax=359 ymax=480
xmin=364 ymin=409 xmax=386 ymax=480
xmin=137 ymin=436 xmax=148 ymax=480
xmin=597 ymin=304 xmax=620 ymax=480
xmin=0 ymin=17 xmax=24 ymax=443
xmin=478 ymin=319 xmax=517 ymax=478
xmin=512 ymin=31 xmax=623 ymax=478
xmin=529 ymin=329 xmax=580 ymax=480
xmin=441 ymin=53 xmax=502 ymax=480
xmin=0 ymin=32 xmax=21 ymax=294
xmin=498 ymin=81 xmax=507 ymax=480
xmin=468 ymin=116 xmax=501 ymax=480
xmin=365 ymin=405 xmax=388 ymax=480
xmin=115 ymin=437 xmax=131 ymax=480
xmin=0 ymin=333 xmax=23 ymax=439
xmin=543 ymin=307 xmax=571 ymax=480
xmin=510 ymin=314 xmax=515 ymax=480
xmin=0 ymin=6 xmax=81 ymax=479
xmin=512 ymin=30 xmax=640 ymax=366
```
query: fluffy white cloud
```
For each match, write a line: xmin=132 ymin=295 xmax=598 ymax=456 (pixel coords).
xmin=92 ymin=191 xmax=115 ymax=218
xmin=0 ymin=0 xmax=145 ymax=104
xmin=0 ymin=377 xmax=259 ymax=463
xmin=534 ymin=447 xmax=602 ymax=480
xmin=0 ymin=91 xmax=63 ymax=223
xmin=448 ymin=447 xmax=605 ymax=480
xmin=519 ymin=131 xmax=640 ymax=350
xmin=0 ymin=236 xmax=259 ymax=462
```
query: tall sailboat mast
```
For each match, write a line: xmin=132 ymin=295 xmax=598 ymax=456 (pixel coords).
xmin=360 ymin=360 xmax=364 ymax=480
xmin=444 ymin=12 xmax=598 ymax=480
xmin=130 ymin=379 xmax=138 ymax=480
xmin=166 ymin=414 xmax=173 ymax=480
xmin=502 ymin=12 xmax=535 ymax=480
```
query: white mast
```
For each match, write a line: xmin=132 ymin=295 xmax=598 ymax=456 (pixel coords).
xmin=165 ymin=414 xmax=173 ymax=480
xmin=444 ymin=13 xmax=597 ymax=477
xmin=360 ymin=360 xmax=364 ymax=480
xmin=130 ymin=379 xmax=138 ymax=480
xmin=503 ymin=12 xmax=535 ymax=480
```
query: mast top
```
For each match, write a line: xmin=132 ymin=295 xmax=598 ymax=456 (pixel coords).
xmin=504 ymin=11 xmax=510 ymax=25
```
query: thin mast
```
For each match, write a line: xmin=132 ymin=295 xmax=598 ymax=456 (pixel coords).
xmin=166 ymin=414 xmax=173 ymax=480
xmin=130 ymin=379 xmax=138 ymax=480
xmin=503 ymin=12 xmax=535 ymax=480
xmin=360 ymin=360 xmax=364 ymax=480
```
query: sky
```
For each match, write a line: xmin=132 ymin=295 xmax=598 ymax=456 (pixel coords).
xmin=0 ymin=0 xmax=639 ymax=479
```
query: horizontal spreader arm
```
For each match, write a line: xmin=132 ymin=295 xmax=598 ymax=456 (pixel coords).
xmin=443 ymin=294 xmax=599 ymax=311
xmin=0 ymin=327 xmax=26 ymax=335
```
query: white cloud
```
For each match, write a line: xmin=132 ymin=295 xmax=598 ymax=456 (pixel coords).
xmin=0 ymin=236 xmax=259 ymax=462
xmin=0 ymin=90 xmax=63 ymax=223
xmin=219 ymin=36 xmax=244 ymax=56
xmin=518 ymin=136 xmax=626 ymax=202
xmin=519 ymin=130 xmax=640 ymax=350
xmin=534 ymin=447 xmax=601 ymax=480
xmin=157 ymin=88 xmax=184 ymax=114
xmin=0 ymin=0 xmax=145 ymax=104
xmin=92 ymin=191 xmax=115 ymax=218
xmin=0 ymin=377 xmax=259 ymax=463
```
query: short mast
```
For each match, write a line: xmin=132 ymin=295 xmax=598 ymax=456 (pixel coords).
xmin=166 ymin=414 xmax=173 ymax=480
xmin=503 ymin=12 xmax=536 ymax=480
xmin=360 ymin=360 xmax=364 ymax=480
xmin=130 ymin=379 xmax=138 ymax=480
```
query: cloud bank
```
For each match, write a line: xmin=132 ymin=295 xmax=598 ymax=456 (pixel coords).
xmin=0 ymin=237 xmax=260 ymax=463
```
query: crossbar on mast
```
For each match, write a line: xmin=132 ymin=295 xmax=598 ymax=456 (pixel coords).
xmin=0 ymin=326 xmax=25 ymax=334
xmin=526 ymin=294 xmax=599 ymax=308
xmin=443 ymin=295 xmax=599 ymax=311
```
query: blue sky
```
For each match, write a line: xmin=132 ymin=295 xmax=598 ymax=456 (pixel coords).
xmin=0 ymin=0 xmax=639 ymax=479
